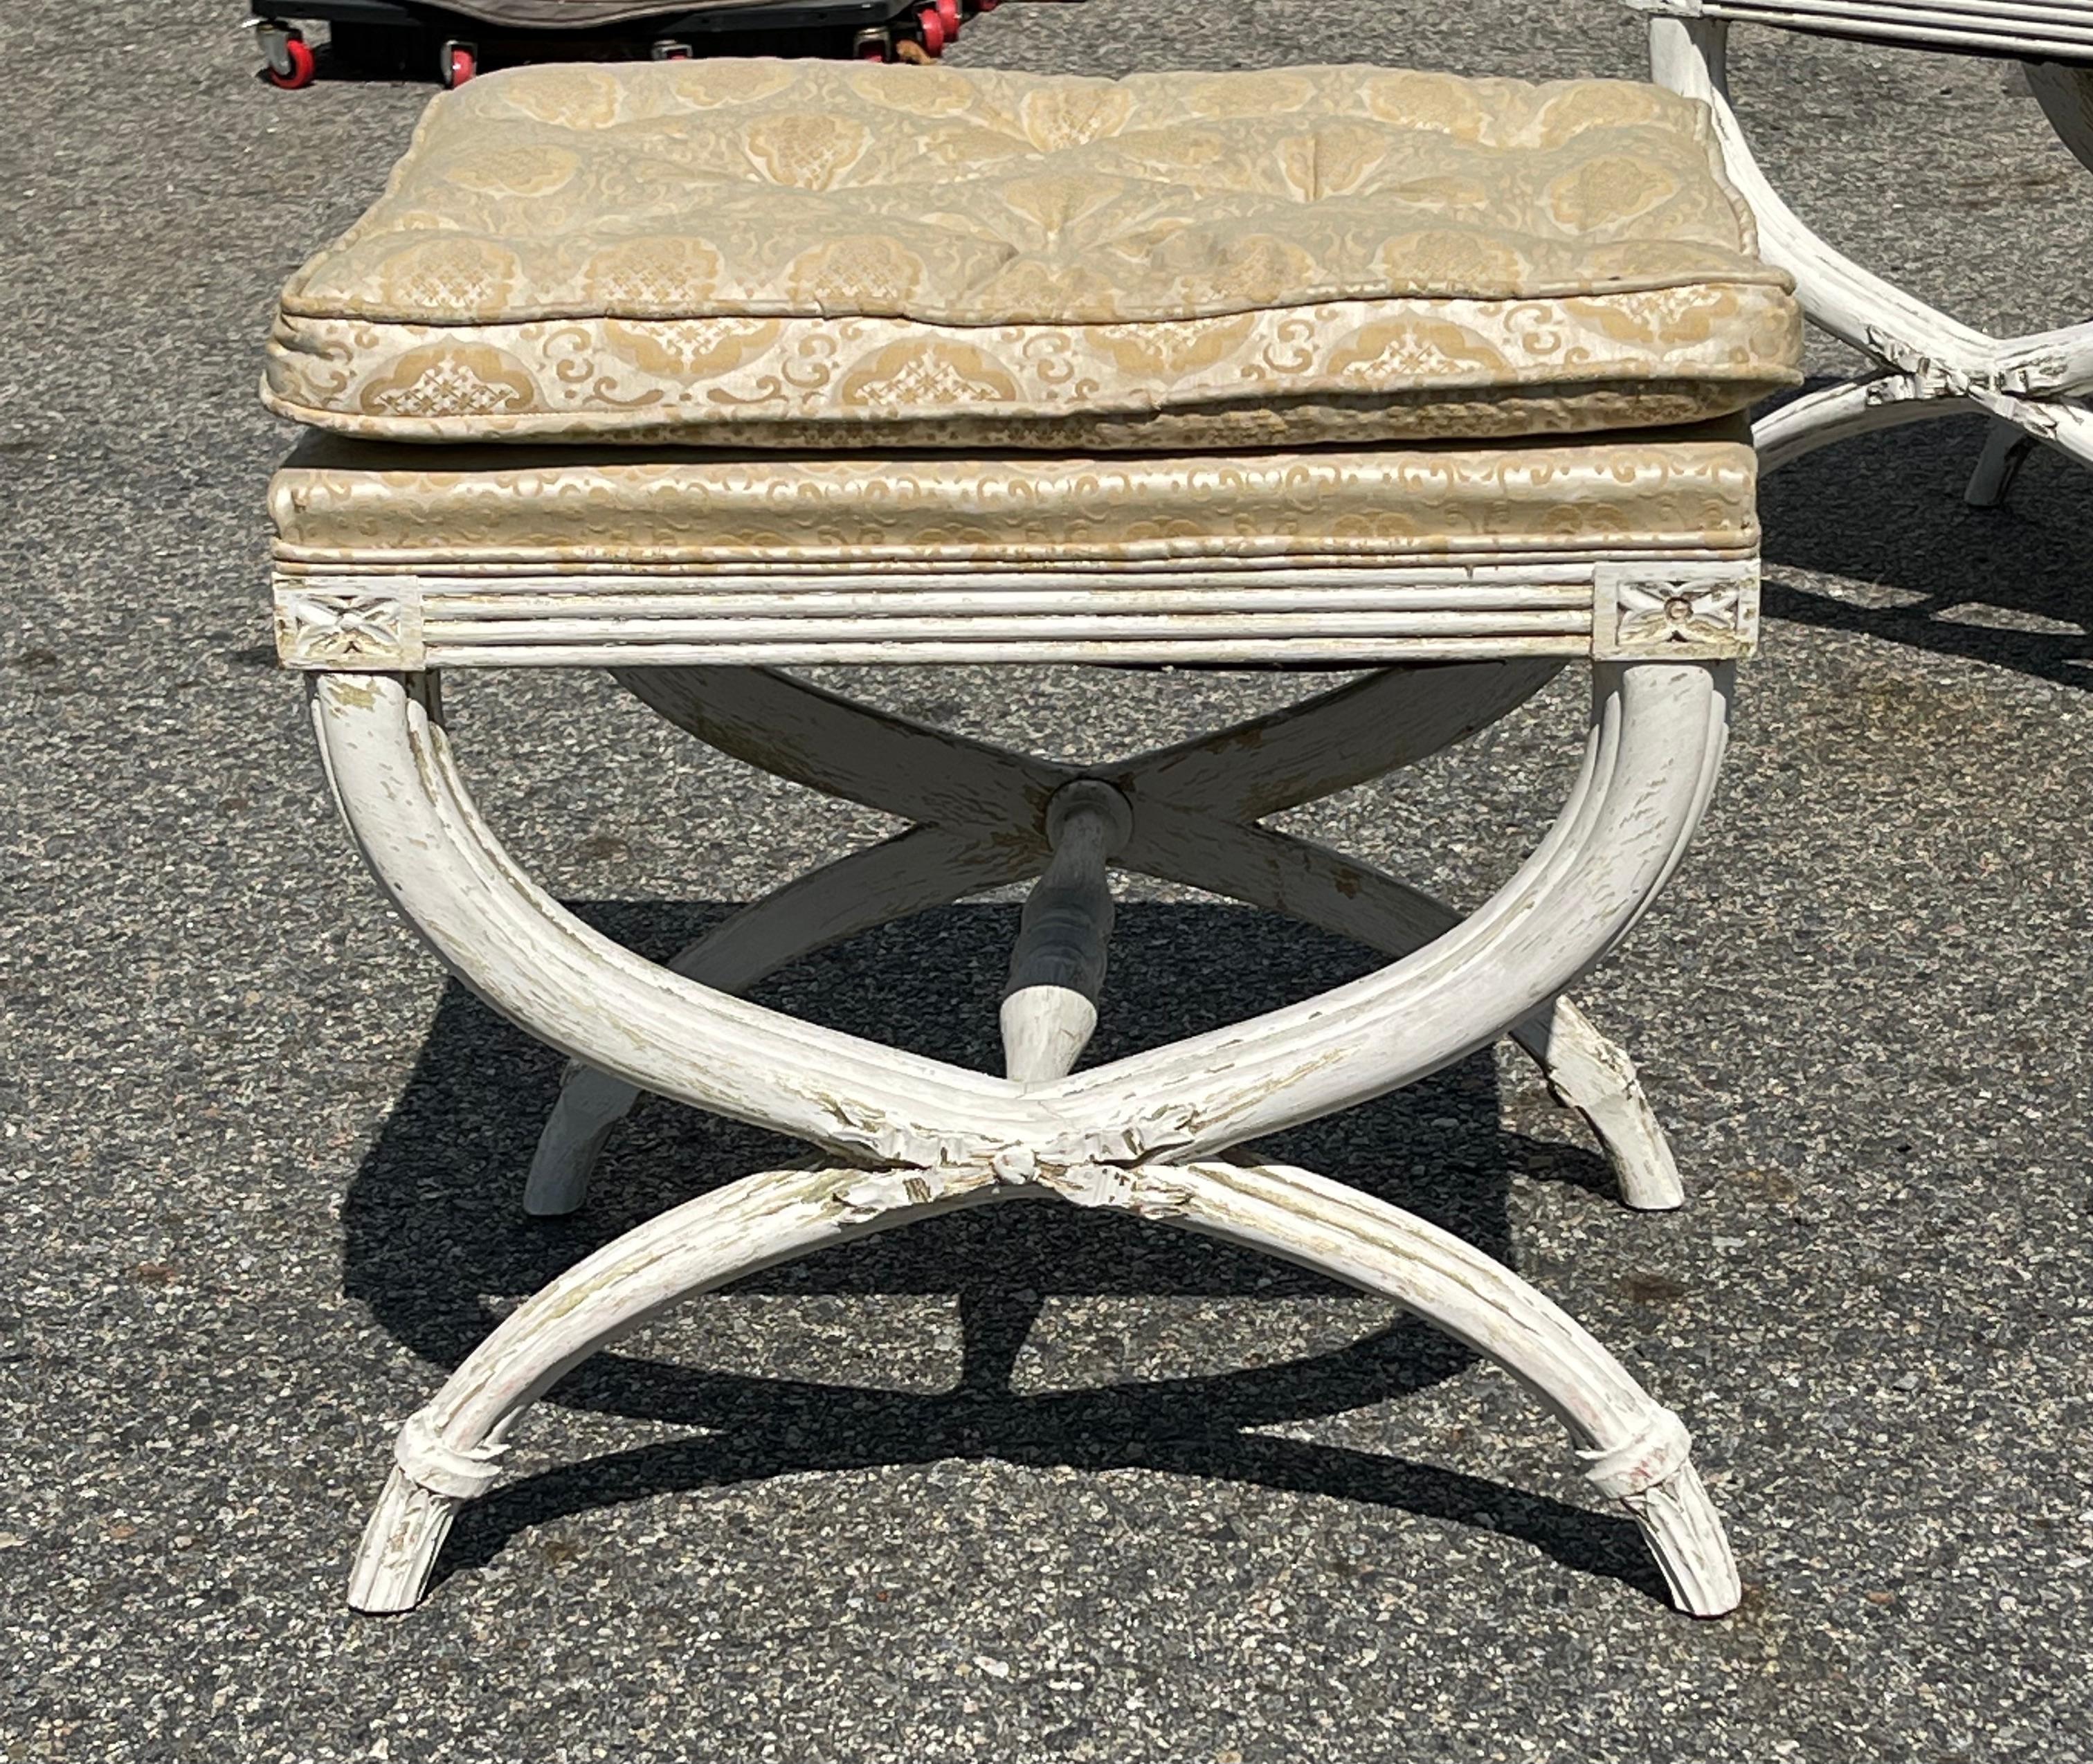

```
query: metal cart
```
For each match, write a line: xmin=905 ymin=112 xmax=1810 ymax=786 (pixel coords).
xmin=249 ymin=0 xmax=1002 ymax=88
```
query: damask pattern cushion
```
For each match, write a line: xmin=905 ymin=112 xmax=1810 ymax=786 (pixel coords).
xmin=269 ymin=426 xmax=1759 ymax=569
xmin=264 ymin=60 xmax=1802 ymax=448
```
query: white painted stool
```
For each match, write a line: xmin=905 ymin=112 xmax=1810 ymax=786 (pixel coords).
xmin=266 ymin=58 xmax=1803 ymax=1616
xmin=1633 ymin=0 xmax=2093 ymax=487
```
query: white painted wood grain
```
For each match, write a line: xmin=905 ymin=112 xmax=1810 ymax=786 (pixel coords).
xmin=530 ymin=662 xmax=1685 ymax=1208
xmin=318 ymin=653 xmax=1730 ymax=1617
xmin=272 ymin=558 xmax=1766 ymax=671
xmin=349 ymin=1152 xmax=1738 ymax=1615
xmin=1647 ymin=15 xmax=2093 ymax=483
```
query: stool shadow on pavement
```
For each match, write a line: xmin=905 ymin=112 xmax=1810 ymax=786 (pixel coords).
xmin=342 ymin=900 xmax=1667 ymax=1601
xmin=1757 ymin=390 xmax=2092 ymax=686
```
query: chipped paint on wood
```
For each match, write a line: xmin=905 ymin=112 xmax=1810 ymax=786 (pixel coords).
xmin=1593 ymin=562 xmax=1758 ymax=660
xmin=345 ymin=1149 xmax=1740 ymax=1617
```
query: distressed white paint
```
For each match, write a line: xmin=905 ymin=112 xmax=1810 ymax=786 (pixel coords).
xmin=1633 ymin=0 xmax=2093 ymax=60
xmin=271 ymin=559 xmax=1760 ymax=671
xmin=1118 ymin=809 xmax=1690 ymax=1209
xmin=348 ymin=1155 xmax=1739 ymax=1616
xmin=529 ymin=662 xmax=1687 ymax=1213
xmin=1647 ymin=13 xmax=2093 ymax=485
xmin=1593 ymin=563 xmax=1760 ymax=661
xmin=525 ymin=824 xmax=1037 ymax=1215
xmin=318 ymin=657 xmax=1739 ymax=1613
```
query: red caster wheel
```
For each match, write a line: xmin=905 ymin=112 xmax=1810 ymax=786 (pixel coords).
xmin=441 ymin=39 xmax=477 ymax=88
xmin=262 ymin=26 xmax=316 ymax=90
xmin=913 ymin=5 xmax=945 ymax=55
xmin=975 ymin=0 xmax=1000 ymax=10
xmin=934 ymin=0 xmax=961 ymax=35
xmin=853 ymin=29 xmax=891 ymax=60
xmin=651 ymin=39 xmax=693 ymax=60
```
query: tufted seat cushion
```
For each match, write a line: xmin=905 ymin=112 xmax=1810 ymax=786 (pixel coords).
xmin=264 ymin=60 xmax=1800 ymax=449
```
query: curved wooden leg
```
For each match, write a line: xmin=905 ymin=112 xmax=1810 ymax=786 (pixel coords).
xmin=1143 ymin=1160 xmax=1739 ymax=1614
xmin=350 ymin=1160 xmax=1014 ymax=1612
xmin=1752 ymin=378 xmax=1982 ymax=476
xmin=311 ymin=673 xmax=1062 ymax=1174
xmin=613 ymin=663 xmax=1062 ymax=828
xmin=1119 ymin=658 xmax=1563 ymax=820
xmin=315 ymin=664 xmax=1725 ymax=1178
xmin=1517 ymin=997 xmax=1684 ymax=1210
xmin=537 ymin=659 xmax=1578 ymax=1200
xmin=325 ymin=660 xmax=1739 ymax=1615
xmin=619 ymin=661 xmax=1563 ymax=833
xmin=355 ymin=1151 xmax=1737 ymax=1614
xmin=1058 ymin=661 xmax=1732 ymax=1158
xmin=1120 ymin=813 xmax=1687 ymax=1208
xmin=1964 ymin=417 xmax=2042 ymax=509
xmin=525 ymin=826 xmax=1040 ymax=1215
xmin=523 ymin=1066 xmax=633 ymax=1218
xmin=1118 ymin=660 xmax=1696 ymax=1203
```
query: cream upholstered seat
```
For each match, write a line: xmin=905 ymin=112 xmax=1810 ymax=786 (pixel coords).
xmin=264 ymin=60 xmax=1799 ymax=450
xmin=271 ymin=428 xmax=1759 ymax=565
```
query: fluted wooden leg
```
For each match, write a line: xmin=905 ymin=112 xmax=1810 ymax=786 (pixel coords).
xmin=348 ymin=1161 xmax=1012 ymax=1612
xmin=1148 ymin=1158 xmax=1740 ymax=1615
xmin=351 ymin=1152 xmax=1740 ymax=1615
xmin=571 ymin=662 xmax=1687 ymax=1208
xmin=524 ymin=827 xmax=1037 ymax=1215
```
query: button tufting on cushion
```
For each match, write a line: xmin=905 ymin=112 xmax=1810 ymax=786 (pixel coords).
xmin=264 ymin=60 xmax=1801 ymax=448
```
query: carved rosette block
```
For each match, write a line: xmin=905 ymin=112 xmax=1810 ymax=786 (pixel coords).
xmin=1593 ymin=563 xmax=1759 ymax=660
xmin=275 ymin=579 xmax=424 ymax=669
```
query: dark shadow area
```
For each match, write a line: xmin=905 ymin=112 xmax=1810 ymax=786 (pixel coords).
xmin=344 ymin=900 xmax=1665 ymax=1600
xmin=1757 ymin=383 xmax=2091 ymax=684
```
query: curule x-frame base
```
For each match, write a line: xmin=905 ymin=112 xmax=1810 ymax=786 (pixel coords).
xmin=311 ymin=658 xmax=1743 ymax=1617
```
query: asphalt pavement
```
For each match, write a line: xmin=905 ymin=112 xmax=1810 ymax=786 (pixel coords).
xmin=3 ymin=2 xmax=2090 ymax=1758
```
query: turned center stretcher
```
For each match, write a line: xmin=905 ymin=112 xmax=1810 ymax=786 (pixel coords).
xmin=264 ymin=57 xmax=1803 ymax=1617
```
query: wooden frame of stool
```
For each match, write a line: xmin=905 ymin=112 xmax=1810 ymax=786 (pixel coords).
xmin=287 ymin=532 xmax=1755 ymax=1617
